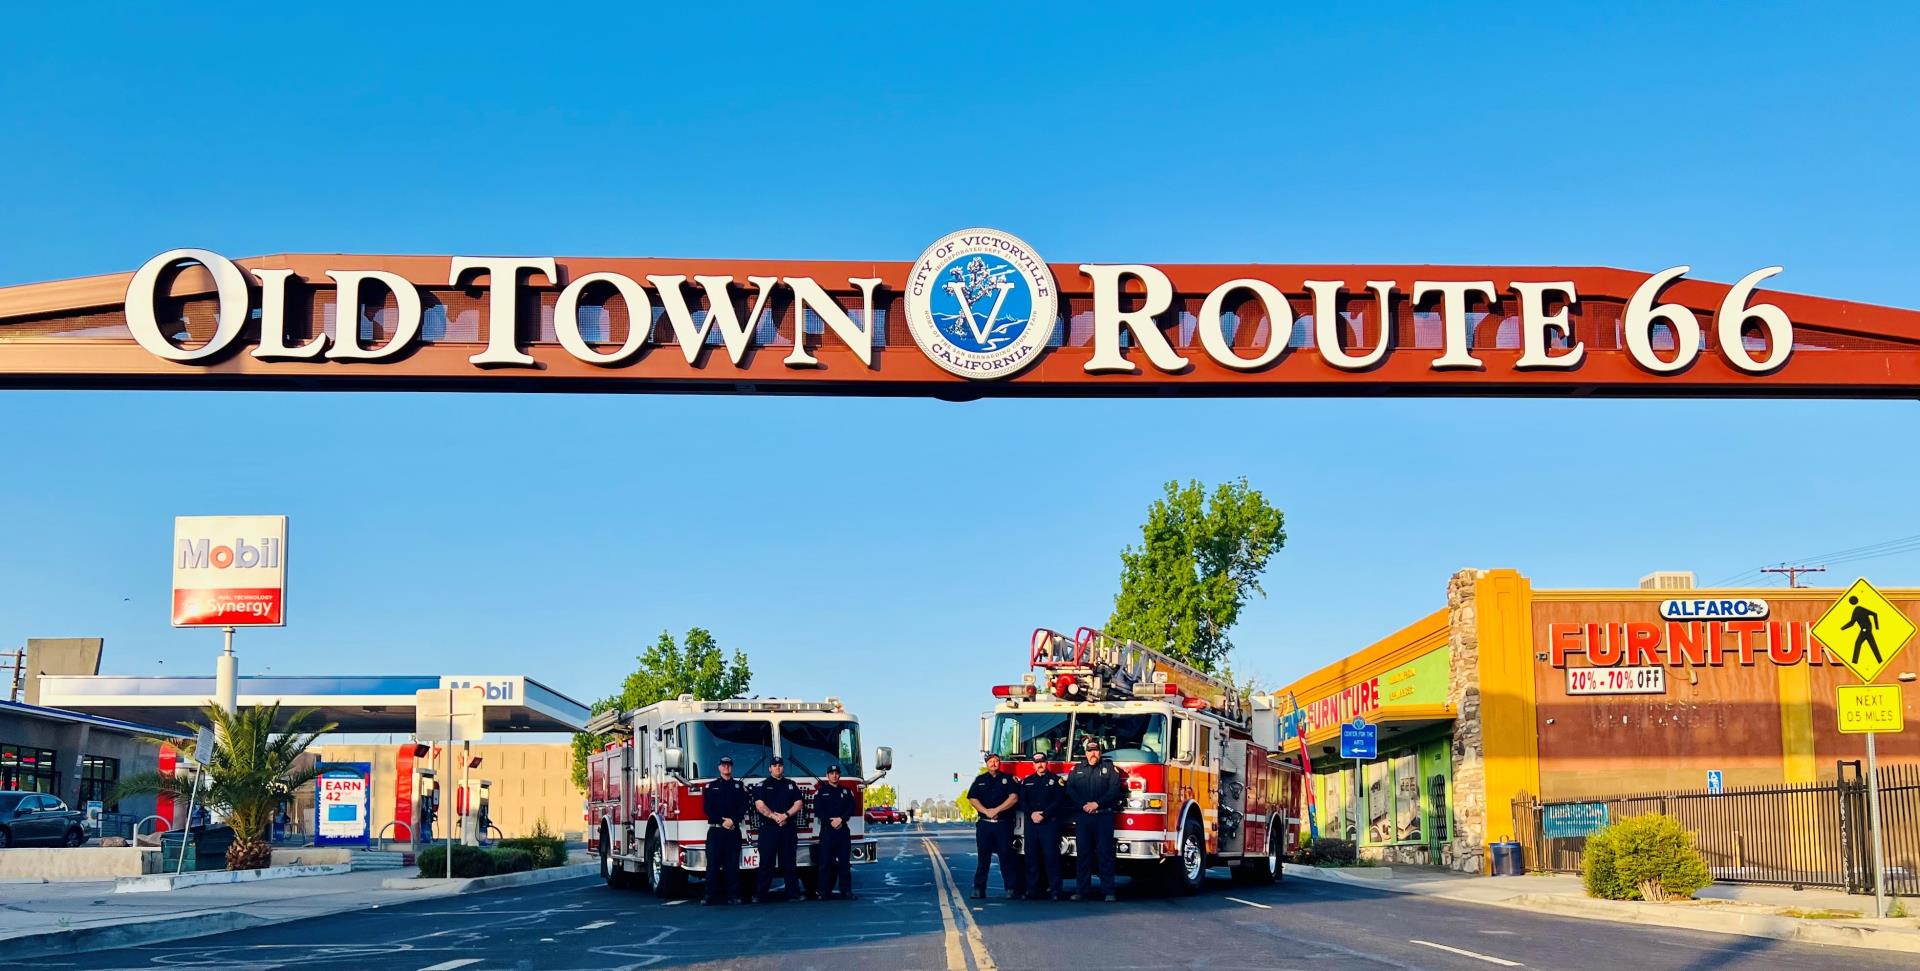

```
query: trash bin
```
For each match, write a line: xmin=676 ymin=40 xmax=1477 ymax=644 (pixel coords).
xmin=157 ymin=831 xmax=199 ymax=870
xmin=1489 ymin=840 xmax=1525 ymax=876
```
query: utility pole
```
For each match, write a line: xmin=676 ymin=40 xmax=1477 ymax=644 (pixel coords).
xmin=3 ymin=649 xmax=23 ymax=703
xmin=1760 ymin=565 xmax=1826 ymax=588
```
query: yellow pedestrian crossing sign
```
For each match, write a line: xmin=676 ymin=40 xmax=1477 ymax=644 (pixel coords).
xmin=1812 ymin=578 xmax=1914 ymax=684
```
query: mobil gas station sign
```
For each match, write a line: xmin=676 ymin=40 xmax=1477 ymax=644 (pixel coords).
xmin=171 ymin=515 xmax=287 ymax=627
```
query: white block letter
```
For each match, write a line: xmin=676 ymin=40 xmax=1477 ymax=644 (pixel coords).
xmin=124 ymin=248 xmax=250 ymax=362
xmin=1512 ymin=281 xmax=1584 ymax=370
xmin=1197 ymin=279 xmax=1291 ymax=370
xmin=649 ymin=275 xmax=777 ymax=366
xmin=1413 ymin=280 xmax=1497 ymax=370
xmin=450 ymin=257 xmax=559 ymax=367
xmin=555 ymin=271 xmax=653 ymax=366
xmin=251 ymin=269 xmax=328 ymax=360
xmin=1080 ymin=264 xmax=1188 ymax=373
xmin=325 ymin=270 xmax=423 ymax=361
xmin=785 ymin=277 xmax=882 ymax=368
xmin=1305 ymin=280 xmax=1395 ymax=371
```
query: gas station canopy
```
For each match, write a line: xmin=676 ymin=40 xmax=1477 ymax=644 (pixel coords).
xmin=36 ymin=674 xmax=590 ymax=734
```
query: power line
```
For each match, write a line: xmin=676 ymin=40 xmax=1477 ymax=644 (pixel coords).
xmin=1710 ymin=532 xmax=1920 ymax=587
xmin=1760 ymin=565 xmax=1825 ymax=588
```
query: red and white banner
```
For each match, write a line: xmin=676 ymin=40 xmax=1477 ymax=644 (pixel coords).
xmin=171 ymin=515 xmax=287 ymax=627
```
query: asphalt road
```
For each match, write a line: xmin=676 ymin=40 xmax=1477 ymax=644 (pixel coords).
xmin=40 ymin=825 xmax=1896 ymax=970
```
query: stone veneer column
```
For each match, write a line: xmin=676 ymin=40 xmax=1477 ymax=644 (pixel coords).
xmin=1446 ymin=568 xmax=1487 ymax=874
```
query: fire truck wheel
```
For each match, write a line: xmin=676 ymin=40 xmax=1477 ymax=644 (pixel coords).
xmin=1164 ymin=817 xmax=1206 ymax=895
xmin=648 ymin=830 xmax=687 ymax=898
xmin=600 ymin=830 xmax=631 ymax=889
xmin=1231 ymin=824 xmax=1279 ymax=886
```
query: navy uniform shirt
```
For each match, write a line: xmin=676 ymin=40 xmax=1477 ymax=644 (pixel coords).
xmin=1065 ymin=758 xmax=1126 ymax=813
xmin=754 ymin=777 xmax=805 ymax=827
xmin=967 ymin=770 xmax=1020 ymax=825
xmin=1020 ymin=769 xmax=1067 ymax=820
xmin=705 ymin=777 xmax=748 ymax=827
xmin=813 ymin=783 xmax=859 ymax=825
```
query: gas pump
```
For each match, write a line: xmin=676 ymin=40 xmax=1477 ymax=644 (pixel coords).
xmin=458 ymin=779 xmax=492 ymax=846
xmin=414 ymin=770 xmax=439 ymax=848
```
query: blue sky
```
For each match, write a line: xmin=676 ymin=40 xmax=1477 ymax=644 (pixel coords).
xmin=3 ymin=5 xmax=1918 ymax=803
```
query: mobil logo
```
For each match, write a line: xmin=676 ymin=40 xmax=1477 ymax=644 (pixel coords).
xmin=443 ymin=677 xmax=517 ymax=702
xmin=177 ymin=536 xmax=282 ymax=571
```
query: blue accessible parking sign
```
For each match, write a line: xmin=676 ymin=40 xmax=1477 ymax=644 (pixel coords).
xmin=1339 ymin=718 xmax=1378 ymax=760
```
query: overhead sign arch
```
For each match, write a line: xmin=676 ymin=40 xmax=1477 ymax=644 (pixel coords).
xmin=2 ymin=228 xmax=1916 ymax=397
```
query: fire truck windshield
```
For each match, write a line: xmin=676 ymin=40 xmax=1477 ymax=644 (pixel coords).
xmin=777 ymin=720 xmax=862 ymax=778
xmin=988 ymin=711 xmax=1167 ymax=764
xmin=684 ymin=720 xmax=774 ymax=778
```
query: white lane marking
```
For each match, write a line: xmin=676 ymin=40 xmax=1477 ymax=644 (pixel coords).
xmin=577 ymin=919 xmax=617 ymax=929
xmin=1225 ymin=896 xmax=1272 ymax=909
xmin=419 ymin=960 xmax=483 ymax=971
xmin=663 ymin=899 xmax=688 ymax=906
xmin=1410 ymin=940 xmax=1522 ymax=966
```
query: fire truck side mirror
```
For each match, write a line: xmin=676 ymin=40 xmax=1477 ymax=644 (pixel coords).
xmin=978 ymin=715 xmax=991 ymax=757
xmin=663 ymin=745 xmax=685 ymax=775
xmin=875 ymin=746 xmax=894 ymax=772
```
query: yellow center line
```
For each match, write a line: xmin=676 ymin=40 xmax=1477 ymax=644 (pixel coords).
xmin=925 ymin=836 xmax=997 ymax=971
xmin=923 ymin=837 xmax=967 ymax=971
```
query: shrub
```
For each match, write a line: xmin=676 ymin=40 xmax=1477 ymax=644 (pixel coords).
xmin=1581 ymin=813 xmax=1712 ymax=901
xmin=1297 ymin=838 xmax=1358 ymax=866
xmin=497 ymin=835 xmax=567 ymax=869
xmin=487 ymin=848 xmax=533 ymax=874
xmin=417 ymin=844 xmax=496 ymax=878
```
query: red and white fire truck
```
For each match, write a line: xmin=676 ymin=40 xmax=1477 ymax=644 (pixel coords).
xmin=585 ymin=694 xmax=891 ymax=896
xmin=982 ymin=627 xmax=1300 ymax=893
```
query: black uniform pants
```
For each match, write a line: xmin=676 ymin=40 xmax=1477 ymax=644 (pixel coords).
xmin=1075 ymin=811 xmax=1117 ymax=896
xmin=705 ymin=824 xmax=741 ymax=902
xmin=974 ymin=819 xmax=1023 ymax=895
xmin=817 ymin=823 xmax=853 ymax=896
xmin=1024 ymin=819 xmax=1063 ymax=898
xmin=755 ymin=822 xmax=800 ymax=899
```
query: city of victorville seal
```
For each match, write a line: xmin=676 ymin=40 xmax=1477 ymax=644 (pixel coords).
xmin=904 ymin=228 xmax=1058 ymax=380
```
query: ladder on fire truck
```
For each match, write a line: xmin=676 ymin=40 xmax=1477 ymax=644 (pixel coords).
xmin=1029 ymin=626 xmax=1250 ymax=728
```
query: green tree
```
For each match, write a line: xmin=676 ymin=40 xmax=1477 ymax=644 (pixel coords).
xmin=113 ymin=703 xmax=335 ymax=870
xmin=864 ymin=783 xmax=899 ymax=809
xmin=953 ymin=789 xmax=978 ymax=822
xmin=1106 ymin=478 xmax=1286 ymax=673
xmin=570 ymin=628 xmax=753 ymax=789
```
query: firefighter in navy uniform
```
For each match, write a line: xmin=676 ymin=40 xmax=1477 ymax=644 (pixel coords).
xmin=966 ymin=753 xmax=1024 ymax=900
xmin=1019 ymin=752 xmax=1068 ymax=900
xmin=1066 ymin=737 xmax=1125 ymax=901
xmin=811 ymin=764 xmax=859 ymax=899
xmin=703 ymin=755 xmax=748 ymax=905
xmin=753 ymin=756 xmax=806 ymax=901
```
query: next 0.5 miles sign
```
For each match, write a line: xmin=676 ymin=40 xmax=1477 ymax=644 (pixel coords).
xmin=172 ymin=515 xmax=287 ymax=627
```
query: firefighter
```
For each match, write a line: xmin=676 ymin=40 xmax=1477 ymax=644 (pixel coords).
xmin=703 ymin=755 xmax=748 ymax=906
xmin=967 ymin=753 xmax=1024 ymax=900
xmin=753 ymin=756 xmax=805 ymax=901
xmin=1020 ymin=751 xmax=1067 ymax=900
xmin=1066 ymin=737 xmax=1124 ymax=901
xmin=812 ymin=764 xmax=858 ymax=900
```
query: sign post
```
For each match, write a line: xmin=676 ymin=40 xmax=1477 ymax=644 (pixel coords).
xmin=416 ymin=688 xmax=483 ymax=879
xmin=1812 ymin=578 xmax=1914 ymax=919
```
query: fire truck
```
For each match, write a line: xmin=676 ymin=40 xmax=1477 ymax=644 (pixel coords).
xmin=585 ymin=694 xmax=891 ymax=896
xmin=982 ymin=627 xmax=1300 ymax=893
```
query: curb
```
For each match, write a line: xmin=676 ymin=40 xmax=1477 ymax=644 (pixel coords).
xmin=382 ymin=862 xmax=597 ymax=893
xmin=3 ymin=865 xmax=595 ymax=960
xmin=1288 ymin=867 xmax=1920 ymax=954
xmin=115 ymin=863 xmax=352 ymax=893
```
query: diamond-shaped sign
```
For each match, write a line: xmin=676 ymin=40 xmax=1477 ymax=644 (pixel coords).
xmin=1811 ymin=578 xmax=1914 ymax=684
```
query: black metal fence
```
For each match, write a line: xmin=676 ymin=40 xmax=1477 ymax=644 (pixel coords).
xmin=1514 ymin=762 xmax=1919 ymax=897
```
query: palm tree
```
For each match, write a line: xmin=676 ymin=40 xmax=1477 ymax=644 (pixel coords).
xmin=113 ymin=703 xmax=336 ymax=870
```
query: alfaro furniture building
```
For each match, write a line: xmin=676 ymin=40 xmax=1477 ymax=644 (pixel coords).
xmin=1278 ymin=571 xmax=1918 ymax=875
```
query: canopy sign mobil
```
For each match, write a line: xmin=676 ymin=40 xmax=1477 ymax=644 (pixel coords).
xmin=171 ymin=515 xmax=287 ymax=627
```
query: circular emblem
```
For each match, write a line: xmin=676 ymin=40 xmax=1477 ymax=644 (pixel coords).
xmin=905 ymin=228 xmax=1058 ymax=380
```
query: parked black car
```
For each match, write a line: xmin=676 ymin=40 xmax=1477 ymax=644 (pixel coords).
xmin=0 ymin=791 xmax=87 ymax=848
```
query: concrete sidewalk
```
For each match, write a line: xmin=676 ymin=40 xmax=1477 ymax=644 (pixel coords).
xmin=0 ymin=864 xmax=586 ymax=959
xmin=1291 ymin=864 xmax=1920 ymax=954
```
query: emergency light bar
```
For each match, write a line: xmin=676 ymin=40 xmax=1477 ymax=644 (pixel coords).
xmin=992 ymin=684 xmax=1037 ymax=700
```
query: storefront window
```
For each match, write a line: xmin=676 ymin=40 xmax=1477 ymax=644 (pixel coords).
xmin=1393 ymin=751 xmax=1421 ymax=843
xmin=79 ymin=756 xmax=121 ymax=811
xmin=1364 ymin=758 xmax=1392 ymax=844
xmin=0 ymin=742 xmax=59 ymax=794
